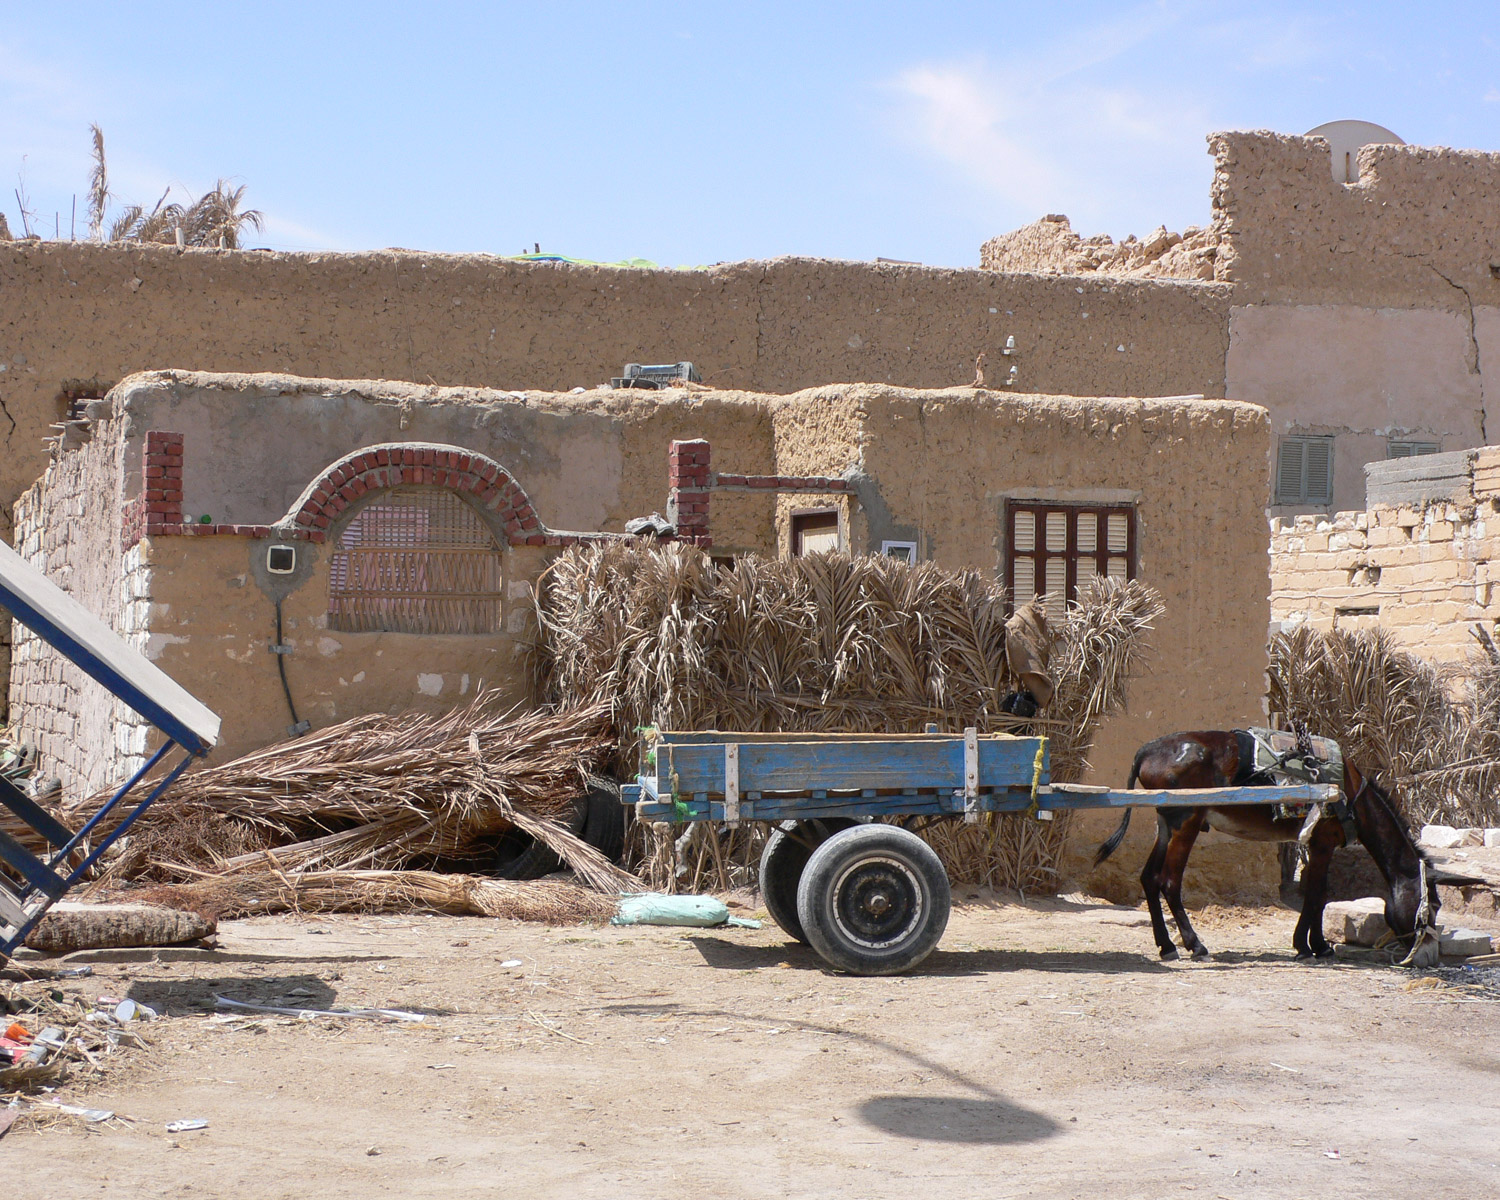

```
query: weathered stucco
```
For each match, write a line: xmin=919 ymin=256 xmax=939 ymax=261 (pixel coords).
xmin=0 ymin=242 xmax=1234 ymax=542
xmin=13 ymin=372 xmax=1276 ymax=898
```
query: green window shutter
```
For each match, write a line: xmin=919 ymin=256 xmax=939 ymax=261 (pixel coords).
xmin=1304 ymin=438 xmax=1333 ymax=504
xmin=1276 ymin=438 xmax=1306 ymax=503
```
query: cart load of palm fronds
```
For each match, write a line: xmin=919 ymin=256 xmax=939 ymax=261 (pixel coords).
xmin=76 ymin=695 xmax=635 ymax=898
xmin=533 ymin=543 xmax=1165 ymax=893
xmin=1269 ymin=625 xmax=1500 ymax=827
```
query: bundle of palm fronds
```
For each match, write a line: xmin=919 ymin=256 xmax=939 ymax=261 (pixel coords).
xmin=123 ymin=870 xmax=617 ymax=924
xmin=534 ymin=544 xmax=1164 ymax=893
xmin=1268 ymin=625 xmax=1500 ymax=825
xmin=76 ymin=693 xmax=633 ymax=893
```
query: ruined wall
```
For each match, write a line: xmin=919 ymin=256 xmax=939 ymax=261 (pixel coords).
xmin=0 ymin=241 xmax=1233 ymax=541
xmin=1212 ymin=133 xmax=1500 ymax=511
xmin=981 ymin=132 xmax=1500 ymax=512
xmin=1271 ymin=447 xmax=1500 ymax=659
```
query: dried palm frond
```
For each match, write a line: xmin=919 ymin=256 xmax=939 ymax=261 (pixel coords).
xmin=1268 ymin=625 xmax=1500 ymax=825
xmin=534 ymin=544 xmax=1164 ymax=894
xmin=124 ymin=869 xmax=617 ymax=924
xmin=87 ymin=123 xmax=109 ymax=241
xmin=73 ymin=694 xmax=634 ymax=893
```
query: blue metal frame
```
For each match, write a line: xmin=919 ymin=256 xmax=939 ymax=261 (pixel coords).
xmin=0 ymin=541 xmax=219 ymax=956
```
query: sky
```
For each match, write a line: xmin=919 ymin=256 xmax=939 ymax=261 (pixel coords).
xmin=2 ymin=1 xmax=1498 ymax=268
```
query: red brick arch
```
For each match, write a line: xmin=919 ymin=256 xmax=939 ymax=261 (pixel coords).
xmin=281 ymin=443 xmax=546 ymax=545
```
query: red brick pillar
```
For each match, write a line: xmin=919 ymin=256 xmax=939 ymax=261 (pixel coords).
xmin=668 ymin=439 xmax=712 ymax=548
xmin=142 ymin=431 xmax=184 ymax=536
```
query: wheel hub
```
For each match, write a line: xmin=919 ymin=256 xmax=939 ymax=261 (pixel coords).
xmin=833 ymin=856 xmax=923 ymax=948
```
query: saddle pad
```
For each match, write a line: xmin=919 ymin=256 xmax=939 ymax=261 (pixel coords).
xmin=1242 ymin=727 xmax=1344 ymax=786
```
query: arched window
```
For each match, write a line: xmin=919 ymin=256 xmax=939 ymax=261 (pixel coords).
xmin=328 ymin=489 xmax=504 ymax=634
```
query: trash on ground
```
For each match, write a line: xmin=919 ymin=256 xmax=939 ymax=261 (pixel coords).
xmin=213 ymin=994 xmax=426 ymax=1023
xmin=166 ymin=1118 xmax=208 ymax=1133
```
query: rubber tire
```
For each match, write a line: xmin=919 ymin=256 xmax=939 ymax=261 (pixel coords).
xmin=795 ymin=824 xmax=951 ymax=975
xmin=492 ymin=796 xmax=589 ymax=880
xmin=759 ymin=818 xmax=857 ymax=944
xmin=580 ymin=781 xmax=626 ymax=863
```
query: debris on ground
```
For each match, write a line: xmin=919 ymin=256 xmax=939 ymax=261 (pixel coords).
xmin=0 ymin=971 xmax=154 ymax=1132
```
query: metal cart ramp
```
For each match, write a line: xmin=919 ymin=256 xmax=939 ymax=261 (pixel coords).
xmin=0 ymin=539 xmax=220 ymax=956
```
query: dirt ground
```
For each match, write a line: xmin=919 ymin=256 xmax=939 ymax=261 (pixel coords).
xmin=10 ymin=891 xmax=1500 ymax=1200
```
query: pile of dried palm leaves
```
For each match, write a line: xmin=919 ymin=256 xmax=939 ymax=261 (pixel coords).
xmin=1269 ymin=625 xmax=1500 ymax=826
xmin=71 ymin=694 xmax=635 ymax=916
xmin=534 ymin=543 xmax=1165 ymax=893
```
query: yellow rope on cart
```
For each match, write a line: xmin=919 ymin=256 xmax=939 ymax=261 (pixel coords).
xmin=1026 ymin=738 xmax=1047 ymax=818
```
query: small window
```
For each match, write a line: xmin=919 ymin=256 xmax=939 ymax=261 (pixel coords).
xmin=1388 ymin=440 xmax=1439 ymax=459
xmin=880 ymin=540 xmax=917 ymax=564
xmin=1276 ymin=435 xmax=1334 ymax=505
xmin=328 ymin=488 xmax=503 ymax=634
xmin=791 ymin=509 xmax=841 ymax=556
xmin=1005 ymin=501 xmax=1136 ymax=621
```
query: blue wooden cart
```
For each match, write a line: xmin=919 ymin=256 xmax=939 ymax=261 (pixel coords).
xmin=0 ymin=540 xmax=220 ymax=957
xmin=622 ymin=729 xmax=1338 ymax=975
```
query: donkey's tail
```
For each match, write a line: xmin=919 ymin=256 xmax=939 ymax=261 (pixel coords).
xmin=1092 ymin=754 xmax=1144 ymax=867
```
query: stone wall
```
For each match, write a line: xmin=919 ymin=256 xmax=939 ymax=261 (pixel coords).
xmin=1270 ymin=447 xmax=1500 ymax=659
xmin=10 ymin=416 xmax=148 ymax=794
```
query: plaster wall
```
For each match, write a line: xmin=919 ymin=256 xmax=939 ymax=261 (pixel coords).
xmin=1227 ymin=304 xmax=1496 ymax=514
xmin=0 ymin=242 xmax=1233 ymax=539
xmin=845 ymin=389 xmax=1276 ymax=901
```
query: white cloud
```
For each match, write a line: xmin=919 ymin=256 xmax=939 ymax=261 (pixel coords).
xmin=1486 ymin=87 xmax=1500 ymax=103
xmin=887 ymin=57 xmax=1212 ymax=239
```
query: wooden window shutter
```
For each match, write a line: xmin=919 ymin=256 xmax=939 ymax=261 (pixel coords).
xmin=1304 ymin=438 xmax=1333 ymax=504
xmin=1276 ymin=438 xmax=1305 ymax=503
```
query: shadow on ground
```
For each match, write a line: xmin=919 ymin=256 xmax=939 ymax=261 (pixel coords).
xmin=857 ymin=1094 xmax=1059 ymax=1144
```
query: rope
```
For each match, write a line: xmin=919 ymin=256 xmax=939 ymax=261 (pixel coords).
xmin=1026 ymin=737 xmax=1047 ymax=818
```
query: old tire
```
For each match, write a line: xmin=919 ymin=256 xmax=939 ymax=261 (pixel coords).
xmin=759 ymin=818 xmax=856 ymax=943
xmin=795 ymin=824 xmax=950 ymax=975
xmin=581 ymin=781 xmax=626 ymax=863
xmin=492 ymin=796 xmax=589 ymax=880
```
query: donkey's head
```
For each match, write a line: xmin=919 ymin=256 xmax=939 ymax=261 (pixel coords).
xmin=1349 ymin=770 xmax=1440 ymax=942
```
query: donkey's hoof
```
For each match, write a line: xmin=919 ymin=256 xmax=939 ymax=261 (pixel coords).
xmin=1191 ymin=946 xmax=1211 ymax=961
xmin=1159 ymin=947 xmax=1180 ymax=961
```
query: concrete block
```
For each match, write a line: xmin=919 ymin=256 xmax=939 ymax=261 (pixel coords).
xmin=1440 ymin=928 xmax=1494 ymax=958
xmin=1324 ymin=897 xmax=1389 ymax=947
xmin=1484 ymin=829 xmax=1500 ymax=849
xmin=1421 ymin=825 xmax=1466 ymax=849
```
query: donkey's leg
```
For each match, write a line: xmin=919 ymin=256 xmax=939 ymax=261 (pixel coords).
xmin=1141 ymin=813 xmax=1180 ymax=959
xmin=1294 ymin=818 xmax=1345 ymax=959
xmin=1160 ymin=810 xmax=1210 ymax=960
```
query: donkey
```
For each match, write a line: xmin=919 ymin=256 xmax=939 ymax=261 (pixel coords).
xmin=1093 ymin=730 xmax=1438 ymax=961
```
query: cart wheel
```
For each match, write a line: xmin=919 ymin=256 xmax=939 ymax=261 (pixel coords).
xmin=759 ymin=818 xmax=856 ymax=944
xmin=796 ymin=825 xmax=950 ymax=975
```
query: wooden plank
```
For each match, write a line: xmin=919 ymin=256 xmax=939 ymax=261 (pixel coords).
xmin=660 ymin=736 xmax=1045 ymax=796
xmin=1038 ymin=784 xmax=1339 ymax=810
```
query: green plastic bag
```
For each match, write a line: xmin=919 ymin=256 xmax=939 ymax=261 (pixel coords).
xmin=611 ymin=893 xmax=759 ymax=928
